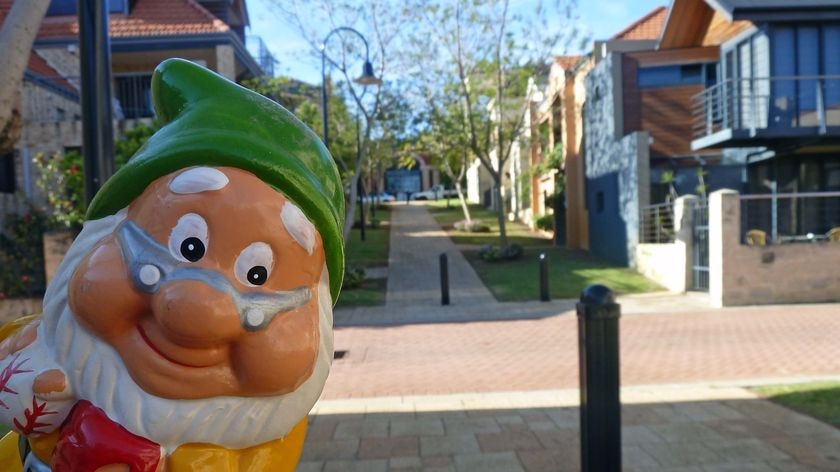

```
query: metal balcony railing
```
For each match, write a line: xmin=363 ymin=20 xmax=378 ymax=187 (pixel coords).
xmin=740 ymin=191 xmax=840 ymax=245
xmin=23 ymin=73 xmax=154 ymax=122
xmin=692 ymin=76 xmax=840 ymax=142
xmin=640 ymin=202 xmax=676 ymax=244
xmin=246 ymin=35 xmax=276 ymax=77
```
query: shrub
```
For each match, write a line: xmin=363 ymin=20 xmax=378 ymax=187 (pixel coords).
xmin=535 ymin=214 xmax=554 ymax=231
xmin=342 ymin=266 xmax=366 ymax=289
xmin=454 ymin=219 xmax=490 ymax=233
xmin=0 ymin=210 xmax=50 ymax=299
xmin=478 ymin=243 xmax=524 ymax=262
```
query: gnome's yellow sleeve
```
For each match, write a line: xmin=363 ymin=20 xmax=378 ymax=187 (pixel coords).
xmin=0 ymin=314 xmax=40 ymax=342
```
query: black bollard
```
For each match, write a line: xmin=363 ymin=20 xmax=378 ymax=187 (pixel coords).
xmin=577 ymin=285 xmax=621 ymax=472
xmin=539 ymin=253 xmax=550 ymax=301
xmin=440 ymin=253 xmax=450 ymax=305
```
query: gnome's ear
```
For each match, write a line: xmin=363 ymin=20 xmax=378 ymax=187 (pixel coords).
xmin=151 ymin=58 xmax=229 ymax=124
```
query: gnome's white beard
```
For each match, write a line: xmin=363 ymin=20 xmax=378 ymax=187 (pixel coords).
xmin=39 ymin=211 xmax=334 ymax=452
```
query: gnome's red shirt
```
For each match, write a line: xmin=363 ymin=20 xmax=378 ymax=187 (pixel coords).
xmin=51 ymin=401 xmax=161 ymax=472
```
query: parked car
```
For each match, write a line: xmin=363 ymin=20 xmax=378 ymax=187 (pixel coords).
xmin=361 ymin=191 xmax=395 ymax=203
xmin=411 ymin=185 xmax=458 ymax=200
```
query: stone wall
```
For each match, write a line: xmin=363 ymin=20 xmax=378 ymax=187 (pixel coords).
xmin=709 ymin=190 xmax=840 ymax=306
xmin=584 ymin=53 xmax=650 ymax=267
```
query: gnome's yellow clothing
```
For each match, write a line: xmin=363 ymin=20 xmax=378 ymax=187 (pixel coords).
xmin=0 ymin=418 xmax=306 ymax=471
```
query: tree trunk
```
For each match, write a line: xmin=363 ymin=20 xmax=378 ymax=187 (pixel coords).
xmin=454 ymin=181 xmax=471 ymax=222
xmin=343 ymin=172 xmax=360 ymax=243
xmin=493 ymin=174 xmax=509 ymax=250
xmin=0 ymin=0 xmax=51 ymax=153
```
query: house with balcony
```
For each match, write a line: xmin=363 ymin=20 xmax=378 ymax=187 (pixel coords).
xmin=683 ymin=0 xmax=840 ymax=243
xmin=0 ymin=0 xmax=274 ymax=206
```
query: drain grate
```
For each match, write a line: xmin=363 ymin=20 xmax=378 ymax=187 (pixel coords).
xmin=333 ymin=350 xmax=348 ymax=360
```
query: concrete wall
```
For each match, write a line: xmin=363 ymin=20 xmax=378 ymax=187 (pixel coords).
xmin=584 ymin=53 xmax=650 ymax=267
xmin=710 ymin=190 xmax=840 ymax=306
xmin=635 ymin=196 xmax=696 ymax=293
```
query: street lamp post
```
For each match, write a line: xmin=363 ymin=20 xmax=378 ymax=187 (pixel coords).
xmin=320 ymin=27 xmax=381 ymax=240
xmin=320 ymin=26 xmax=382 ymax=149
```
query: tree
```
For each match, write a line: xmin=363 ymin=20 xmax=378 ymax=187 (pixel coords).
xmin=416 ymin=85 xmax=473 ymax=224
xmin=0 ymin=0 xmax=51 ymax=154
xmin=408 ymin=0 xmax=582 ymax=250
xmin=268 ymin=0 xmax=406 ymax=242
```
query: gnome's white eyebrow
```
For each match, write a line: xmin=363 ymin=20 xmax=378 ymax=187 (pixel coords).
xmin=169 ymin=167 xmax=229 ymax=194
xmin=280 ymin=202 xmax=316 ymax=255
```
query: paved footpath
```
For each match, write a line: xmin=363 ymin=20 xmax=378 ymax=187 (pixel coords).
xmin=384 ymin=203 xmax=495 ymax=308
xmin=300 ymin=384 xmax=840 ymax=471
xmin=310 ymin=203 xmax=840 ymax=471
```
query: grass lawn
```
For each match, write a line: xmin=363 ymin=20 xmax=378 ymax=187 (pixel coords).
xmin=336 ymin=204 xmax=391 ymax=309
xmin=424 ymin=200 xmax=662 ymax=301
xmin=753 ymin=382 xmax=840 ymax=428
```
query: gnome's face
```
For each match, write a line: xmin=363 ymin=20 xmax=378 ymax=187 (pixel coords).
xmin=67 ymin=166 xmax=326 ymax=400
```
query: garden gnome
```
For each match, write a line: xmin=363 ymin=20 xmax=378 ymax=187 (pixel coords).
xmin=0 ymin=58 xmax=344 ymax=471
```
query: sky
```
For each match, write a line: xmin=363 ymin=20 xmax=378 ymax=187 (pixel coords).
xmin=247 ymin=0 xmax=669 ymax=84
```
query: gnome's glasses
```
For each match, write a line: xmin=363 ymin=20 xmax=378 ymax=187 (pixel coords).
xmin=116 ymin=220 xmax=311 ymax=332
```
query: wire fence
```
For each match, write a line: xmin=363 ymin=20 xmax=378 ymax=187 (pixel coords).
xmin=740 ymin=191 xmax=840 ymax=245
xmin=640 ymin=202 xmax=676 ymax=244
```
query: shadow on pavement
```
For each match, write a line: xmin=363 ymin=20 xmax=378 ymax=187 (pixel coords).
xmin=298 ymin=398 xmax=840 ymax=472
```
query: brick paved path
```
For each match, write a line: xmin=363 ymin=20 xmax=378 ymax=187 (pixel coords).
xmin=323 ymin=304 xmax=840 ymax=399
xmin=301 ymin=386 xmax=840 ymax=471
xmin=385 ymin=203 xmax=494 ymax=308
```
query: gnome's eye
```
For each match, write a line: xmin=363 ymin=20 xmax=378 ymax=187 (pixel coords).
xmin=168 ymin=213 xmax=209 ymax=263
xmin=235 ymin=242 xmax=274 ymax=287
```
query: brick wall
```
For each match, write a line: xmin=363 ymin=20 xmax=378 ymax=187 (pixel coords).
xmin=710 ymin=190 xmax=840 ymax=306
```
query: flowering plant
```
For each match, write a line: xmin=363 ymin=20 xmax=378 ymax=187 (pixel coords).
xmin=32 ymin=150 xmax=86 ymax=230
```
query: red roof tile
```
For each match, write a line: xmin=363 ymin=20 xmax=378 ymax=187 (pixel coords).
xmin=611 ymin=6 xmax=667 ymax=41
xmin=554 ymin=55 xmax=583 ymax=71
xmin=27 ymin=51 xmax=77 ymax=94
xmin=0 ymin=0 xmax=228 ymax=40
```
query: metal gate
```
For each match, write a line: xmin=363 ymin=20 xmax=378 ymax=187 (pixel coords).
xmin=692 ymin=202 xmax=709 ymax=291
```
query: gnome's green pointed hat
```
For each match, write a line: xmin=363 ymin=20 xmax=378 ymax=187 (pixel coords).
xmin=87 ymin=58 xmax=345 ymax=301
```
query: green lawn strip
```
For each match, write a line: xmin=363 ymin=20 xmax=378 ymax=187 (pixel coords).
xmin=338 ymin=205 xmax=390 ymax=308
xmin=336 ymin=277 xmax=387 ymax=308
xmin=466 ymin=246 xmax=661 ymax=301
xmin=424 ymin=200 xmax=549 ymax=248
xmin=344 ymin=205 xmax=391 ymax=267
xmin=424 ymin=201 xmax=662 ymax=301
xmin=753 ymin=382 xmax=840 ymax=428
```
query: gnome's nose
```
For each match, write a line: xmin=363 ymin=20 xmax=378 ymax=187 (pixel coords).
xmin=150 ymin=280 xmax=242 ymax=345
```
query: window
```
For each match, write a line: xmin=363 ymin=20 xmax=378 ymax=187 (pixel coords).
xmin=0 ymin=153 xmax=15 ymax=194
xmin=47 ymin=0 xmax=129 ymax=16
xmin=114 ymin=74 xmax=153 ymax=119
xmin=637 ymin=64 xmax=713 ymax=89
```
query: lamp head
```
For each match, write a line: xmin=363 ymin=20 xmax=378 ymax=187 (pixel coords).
xmin=354 ymin=60 xmax=382 ymax=86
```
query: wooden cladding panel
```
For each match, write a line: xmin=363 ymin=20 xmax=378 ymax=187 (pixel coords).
xmin=641 ymin=85 xmax=702 ymax=157
xmin=703 ymin=12 xmax=753 ymax=46
xmin=659 ymin=0 xmax=715 ymax=49
xmin=627 ymin=47 xmax=719 ymax=67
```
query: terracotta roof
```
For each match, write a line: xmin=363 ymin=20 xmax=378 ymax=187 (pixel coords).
xmin=0 ymin=0 xmax=229 ymax=40
xmin=554 ymin=55 xmax=583 ymax=71
xmin=611 ymin=6 xmax=667 ymax=41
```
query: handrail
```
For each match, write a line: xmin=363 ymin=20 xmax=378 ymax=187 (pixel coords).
xmin=693 ymin=75 xmax=840 ymax=102
xmin=740 ymin=191 xmax=840 ymax=200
